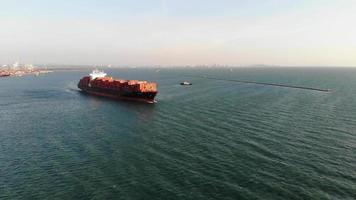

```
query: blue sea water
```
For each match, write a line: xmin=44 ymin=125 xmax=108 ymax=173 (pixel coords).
xmin=0 ymin=67 xmax=355 ymax=199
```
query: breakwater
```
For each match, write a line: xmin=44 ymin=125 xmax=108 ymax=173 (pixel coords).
xmin=190 ymin=75 xmax=332 ymax=92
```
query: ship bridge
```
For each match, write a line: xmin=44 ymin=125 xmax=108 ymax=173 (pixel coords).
xmin=90 ymin=69 xmax=107 ymax=80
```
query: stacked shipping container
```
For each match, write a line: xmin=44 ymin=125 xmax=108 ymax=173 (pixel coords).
xmin=78 ymin=76 xmax=157 ymax=93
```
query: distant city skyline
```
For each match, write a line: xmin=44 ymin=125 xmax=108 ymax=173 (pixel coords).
xmin=1 ymin=0 xmax=356 ymax=66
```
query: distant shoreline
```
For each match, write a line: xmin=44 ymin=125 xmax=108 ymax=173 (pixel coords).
xmin=41 ymin=65 xmax=356 ymax=70
xmin=0 ymin=68 xmax=53 ymax=78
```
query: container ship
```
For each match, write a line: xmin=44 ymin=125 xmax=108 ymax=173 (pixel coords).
xmin=78 ymin=70 xmax=157 ymax=103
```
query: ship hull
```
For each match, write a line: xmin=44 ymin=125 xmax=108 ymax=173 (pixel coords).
xmin=79 ymin=85 xmax=157 ymax=103
xmin=0 ymin=74 xmax=10 ymax=77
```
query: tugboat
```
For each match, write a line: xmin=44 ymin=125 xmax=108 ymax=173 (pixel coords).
xmin=180 ymin=81 xmax=192 ymax=85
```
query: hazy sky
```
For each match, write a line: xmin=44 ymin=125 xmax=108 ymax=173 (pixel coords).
xmin=1 ymin=0 xmax=356 ymax=66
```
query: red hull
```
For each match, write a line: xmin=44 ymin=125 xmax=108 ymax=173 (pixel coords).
xmin=82 ymin=89 xmax=157 ymax=103
xmin=0 ymin=74 xmax=10 ymax=77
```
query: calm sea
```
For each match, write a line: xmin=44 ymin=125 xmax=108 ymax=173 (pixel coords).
xmin=0 ymin=67 xmax=355 ymax=199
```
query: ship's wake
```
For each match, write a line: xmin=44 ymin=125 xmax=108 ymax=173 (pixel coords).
xmin=65 ymin=82 xmax=80 ymax=93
